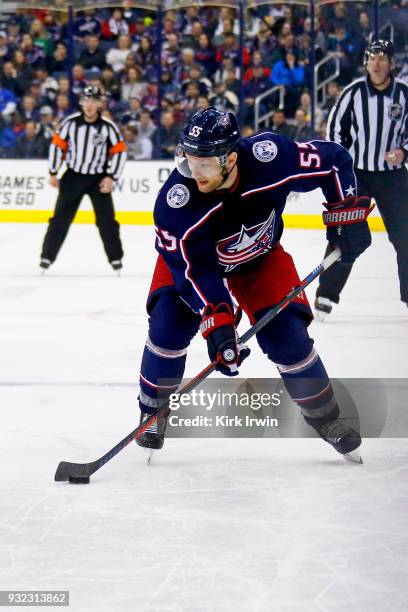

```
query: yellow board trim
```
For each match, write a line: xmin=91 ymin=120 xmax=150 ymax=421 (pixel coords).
xmin=282 ymin=214 xmax=385 ymax=232
xmin=0 ymin=210 xmax=385 ymax=231
xmin=0 ymin=210 xmax=154 ymax=225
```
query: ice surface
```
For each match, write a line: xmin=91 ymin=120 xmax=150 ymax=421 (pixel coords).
xmin=0 ymin=223 xmax=407 ymax=611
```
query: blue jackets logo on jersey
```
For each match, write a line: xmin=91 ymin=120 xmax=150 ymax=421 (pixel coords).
xmin=252 ymin=140 xmax=278 ymax=162
xmin=166 ymin=184 xmax=190 ymax=208
xmin=216 ymin=210 xmax=276 ymax=272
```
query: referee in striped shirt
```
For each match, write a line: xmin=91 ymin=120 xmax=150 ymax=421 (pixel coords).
xmin=315 ymin=40 xmax=408 ymax=318
xmin=40 ymin=85 xmax=127 ymax=273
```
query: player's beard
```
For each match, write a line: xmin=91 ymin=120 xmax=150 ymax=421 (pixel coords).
xmin=196 ymin=162 xmax=237 ymax=193
xmin=195 ymin=176 xmax=222 ymax=193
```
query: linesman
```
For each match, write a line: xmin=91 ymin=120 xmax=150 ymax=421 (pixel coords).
xmin=315 ymin=40 xmax=408 ymax=318
xmin=40 ymin=85 xmax=127 ymax=273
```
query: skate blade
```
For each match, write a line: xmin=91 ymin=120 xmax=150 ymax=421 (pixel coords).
xmin=143 ymin=448 xmax=156 ymax=465
xmin=343 ymin=450 xmax=363 ymax=464
xmin=314 ymin=310 xmax=329 ymax=322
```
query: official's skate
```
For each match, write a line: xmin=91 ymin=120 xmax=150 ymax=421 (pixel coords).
xmin=314 ymin=297 xmax=333 ymax=322
xmin=39 ymin=258 xmax=51 ymax=275
xmin=110 ymin=260 xmax=123 ymax=276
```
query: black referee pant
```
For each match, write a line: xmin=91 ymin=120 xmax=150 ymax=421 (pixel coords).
xmin=41 ymin=169 xmax=123 ymax=264
xmin=317 ymin=167 xmax=408 ymax=304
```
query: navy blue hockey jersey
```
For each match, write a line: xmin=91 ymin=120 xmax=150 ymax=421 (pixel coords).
xmin=153 ymin=132 xmax=357 ymax=313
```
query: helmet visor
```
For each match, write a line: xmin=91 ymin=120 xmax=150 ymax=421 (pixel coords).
xmin=175 ymin=145 xmax=223 ymax=179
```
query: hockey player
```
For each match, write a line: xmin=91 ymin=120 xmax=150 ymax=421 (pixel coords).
xmin=137 ymin=107 xmax=372 ymax=461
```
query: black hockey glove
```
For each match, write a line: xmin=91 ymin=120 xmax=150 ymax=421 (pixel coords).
xmin=323 ymin=196 xmax=374 ymax=265
xmin=200 ymin=303 xmax=250 ymax=377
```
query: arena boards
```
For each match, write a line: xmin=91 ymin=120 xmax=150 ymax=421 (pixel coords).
xmin=0 ymin=159 xmax=386 ymax=230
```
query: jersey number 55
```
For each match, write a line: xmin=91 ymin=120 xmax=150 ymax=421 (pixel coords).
xmin=296 ymin=142 xmax=321 ymax=169
xmin=155 ymin=227 xmax=177 ymax=252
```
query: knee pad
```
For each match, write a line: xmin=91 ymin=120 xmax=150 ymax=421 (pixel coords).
xmin=255 ymin=304 xmax=340 ymax=429
xmin=148 ymin=289 xmax=200 ymax=350
xmin=256 ymin=303 xmax=313 ymax=365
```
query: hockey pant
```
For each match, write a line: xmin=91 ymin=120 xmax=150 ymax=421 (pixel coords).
xmin=139 ymin=247 xmax=339 ymax=429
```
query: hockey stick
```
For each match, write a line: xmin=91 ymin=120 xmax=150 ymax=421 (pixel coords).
xmin=54 ymin=246 xmax=341 ymax=482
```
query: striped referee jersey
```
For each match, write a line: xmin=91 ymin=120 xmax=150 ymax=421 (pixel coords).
xmin=327 ymin=76 xmax=408 ymax=171
xmin=49 ymin=112 xmax=127 ymax=180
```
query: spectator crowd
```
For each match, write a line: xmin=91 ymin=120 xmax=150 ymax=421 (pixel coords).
xmin=0 ymin=2 xmax=406 ymax=160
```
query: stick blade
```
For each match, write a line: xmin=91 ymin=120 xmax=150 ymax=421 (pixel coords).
xmin=54 ymin=461 xmax=94 ymax=481
xmin=54 ymin=461 xmax=74 ymax=481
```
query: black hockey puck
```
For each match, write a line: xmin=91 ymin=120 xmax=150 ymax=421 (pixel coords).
xmin=68 ymin=475 xmax=90 ymax=484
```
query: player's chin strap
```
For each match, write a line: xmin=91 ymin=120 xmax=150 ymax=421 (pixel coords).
xmin=214 ymin=157 xmax=238 ymax=191
xmin=54 ymin=247 xmax=341 ymax=482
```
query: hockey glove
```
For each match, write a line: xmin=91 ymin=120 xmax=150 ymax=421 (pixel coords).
xmin=323 ymin=196 xmax=374 ymax=265
xmin=200 ymin=303 xmax=250 ymax=376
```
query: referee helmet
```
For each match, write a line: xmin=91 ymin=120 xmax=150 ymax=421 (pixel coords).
xmin=81 ymin=85 xmax=103 ymax=100
xmin=364 ymin=39 xmax=395 ymax=65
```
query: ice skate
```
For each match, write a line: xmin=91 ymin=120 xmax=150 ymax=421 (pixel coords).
xmin=40 ymin=258 xmax=51 ymax=275
xmin=136 ymin=411 xmax=168 ymax=465
xmin=314 ymin=297 xmax=333 ymax=322
xmin=110 ymin=260 xmax=122 ymax=276
xmin=318 ymin=419 xmax=363 ymax=463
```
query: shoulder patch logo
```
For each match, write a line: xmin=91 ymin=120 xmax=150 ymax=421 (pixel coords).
xmin=252 ymin=140 xmax=278 ymax=162
xmin=167 ymin=184 xmax=190 ymax=208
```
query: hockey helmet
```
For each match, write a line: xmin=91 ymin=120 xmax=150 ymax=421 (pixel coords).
xmin=364 ymin=39 xmax=395 ymax=65
xmin=175 ymin=106 xmax=240 ymax=178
